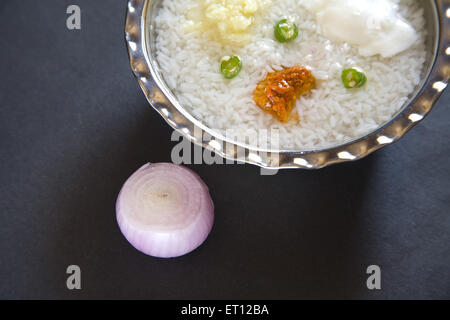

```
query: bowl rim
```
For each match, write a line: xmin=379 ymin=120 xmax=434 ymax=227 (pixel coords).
xmin=125 ymin=0 xmax=450 ymax=169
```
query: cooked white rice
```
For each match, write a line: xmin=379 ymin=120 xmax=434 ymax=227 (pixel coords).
xmin=154 ymin=0 xmax=426 ymax=150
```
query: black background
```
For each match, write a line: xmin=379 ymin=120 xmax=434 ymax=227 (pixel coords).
xmin=0 ymin=0 xmax=449 ymax=300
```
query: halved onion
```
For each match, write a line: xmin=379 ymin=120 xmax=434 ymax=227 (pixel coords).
xmin=116 ymin=163 xmax=214 ymax=258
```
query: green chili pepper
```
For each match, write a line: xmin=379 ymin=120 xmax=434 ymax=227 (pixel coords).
xmin=220 ymin=56 xmax=242 ymax=79
xmin=341 ymin=68 xmax=367 ymax=89
xmin=274 ymin=19 xmax=299 ymax=43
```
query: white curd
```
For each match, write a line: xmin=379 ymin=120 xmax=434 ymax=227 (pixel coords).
xmin=304 ymin=0 xmax=418 ymax=57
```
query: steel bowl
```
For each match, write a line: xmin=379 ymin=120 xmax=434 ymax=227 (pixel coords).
xmin=125 ymin=0 xmax=450 ymax=169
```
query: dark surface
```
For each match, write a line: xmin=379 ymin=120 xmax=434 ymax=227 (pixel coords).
xmin=0 ymin=0 xmax=449 ymax=300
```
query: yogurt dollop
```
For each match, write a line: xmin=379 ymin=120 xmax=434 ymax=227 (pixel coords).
xmin=304 ymin=0 xmax=418 ymax=58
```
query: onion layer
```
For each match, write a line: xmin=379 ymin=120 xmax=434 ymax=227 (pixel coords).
xmin=116 ymin=163 xmax=214 ymax=258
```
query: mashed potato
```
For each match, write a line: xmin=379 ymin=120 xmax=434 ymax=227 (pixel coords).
xmin=186 ymin=0 xmax=272 ymax=44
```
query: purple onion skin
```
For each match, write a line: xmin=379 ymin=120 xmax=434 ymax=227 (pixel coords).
xmin=116 ymin=163 xmax=214 ymax=258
